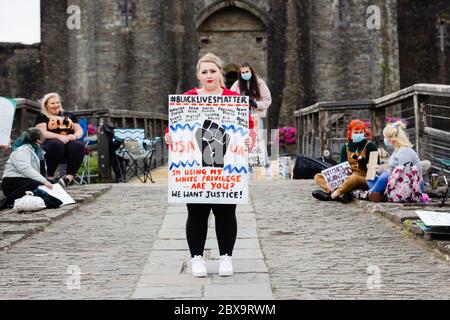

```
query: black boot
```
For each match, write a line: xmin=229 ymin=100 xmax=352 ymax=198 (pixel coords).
xmin=312 ymin=190 xmax=332 ymax=201
xmin=0 ymin=198 xmax=8 ymax=210
xmin=337 ymin=192 xmax=354 ymax=204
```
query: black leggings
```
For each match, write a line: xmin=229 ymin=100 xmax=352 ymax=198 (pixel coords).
xmin=1 ymin=177 xmax=42 ymax=208
xmin=186 ymin=204 xmax=237 ymax=257
xmin=42 ymin=139 xmax=85 ymax=176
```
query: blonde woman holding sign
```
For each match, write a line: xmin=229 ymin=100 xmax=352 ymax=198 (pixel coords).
xmin=165 ymin=53 xmax=256 ymax=277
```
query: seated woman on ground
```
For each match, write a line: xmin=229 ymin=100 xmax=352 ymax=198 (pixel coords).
xmin=366 ymin=121 xmax=423 ymax=202
xmin=35 ymin=93 xmax=84 ymax=187
xmin=312 ymin=119 xmax=378 ymax=203
xmin=0 ymin=128 xmax=53 ymax=210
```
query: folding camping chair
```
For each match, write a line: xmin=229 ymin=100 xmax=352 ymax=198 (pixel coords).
xmin=438 ymin=158 xmax=450 ymax=207
xmin=73 ymin=118 xmax=95 ymax=185
xmin=113 ymin=128 xmax=159 ymax=183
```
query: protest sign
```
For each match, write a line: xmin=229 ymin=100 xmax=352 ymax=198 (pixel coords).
xmin=39 ymin=183 xmax=76 ymax=206
xmin=278 ymin=156 xmax=291 ymax=179
xmin=0 ymin=97 xmax=16 ymax=145
xmin=321 ymin=161 xmax=353 ymax=190
xmin=168 ymin=95 xmax=249 ymax=204
xmin=365 ymin=151 xmax=379 ymax=180
xmin=248 ymin=115 xmax=267 ymax=168
xmin=415 ymin=210 xmax=450 ymax=227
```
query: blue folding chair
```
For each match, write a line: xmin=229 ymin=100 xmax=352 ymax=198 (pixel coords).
xmin=74 ymin=118 xmax=94 ymax=185
xmin=113 ymin=128 xmax=159 ymax=183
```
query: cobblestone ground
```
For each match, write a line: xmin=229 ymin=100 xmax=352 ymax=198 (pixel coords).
xmin=252 ymin=180 xmax=450 ymax=299
xmin=0 ymin=184 xmax=166 ymax=299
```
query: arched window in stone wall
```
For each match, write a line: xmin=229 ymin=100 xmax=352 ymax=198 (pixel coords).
xmin=197 ymin=5 xmax=268 ymax=88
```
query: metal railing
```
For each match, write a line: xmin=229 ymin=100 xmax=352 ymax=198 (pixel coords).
xmin=0 ymin=99 xmax=168 ymax=182
xmin=295 ymin=84 xmax=450 ymax=172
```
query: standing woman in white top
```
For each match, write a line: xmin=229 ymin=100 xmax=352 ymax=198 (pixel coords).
xmin=230 ymin=63 xmax=272 ymax=129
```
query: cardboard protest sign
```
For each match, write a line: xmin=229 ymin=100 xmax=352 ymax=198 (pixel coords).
xmin=278 ymin=156 xmax=291 ymax=179
xmin=248 ymin=115 xmax=267 ymax=168
xmin=39 ymin=183 xmax=76 ymax=206
xmin=0 ymin=97 xmax=16 ymax=145
xmin=365 ymin=151 xmax=379 ymax=180
xmin=168 ymin=95 xmax=249 ymax=204
xmin=321 ymin=161 xmax=353 ymax=190
xmin=416 ymin=210 xmax=450 ymax=227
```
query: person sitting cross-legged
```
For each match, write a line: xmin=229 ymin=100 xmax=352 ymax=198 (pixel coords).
xmin=312 ymin=119 xmax=378 ymax=203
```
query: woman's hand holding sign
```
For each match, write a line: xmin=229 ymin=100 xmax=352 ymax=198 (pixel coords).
xmin=164 ymin=133 xmax=173 ymax=145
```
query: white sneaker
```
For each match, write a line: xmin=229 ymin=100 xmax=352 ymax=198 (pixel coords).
xmin=218 ymin=254 xmax=233 ymax=276
xmin=191 ymin=255 xmax=207 ymax=277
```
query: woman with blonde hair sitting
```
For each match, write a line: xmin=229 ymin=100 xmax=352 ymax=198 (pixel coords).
xmin=35 ymin=93 xmax=84 ymax=187
xmin=367 ymin=121 xmax=422 ymax=202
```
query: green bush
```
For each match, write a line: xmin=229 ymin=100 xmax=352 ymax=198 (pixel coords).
xmin=77 ymin=151 xmax=99 ymax=177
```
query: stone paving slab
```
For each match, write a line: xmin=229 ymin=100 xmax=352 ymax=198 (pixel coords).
xmin=204 ymin=283 xmax=273 ymax=298
xmin=0 ymin=234 xmax=25 ymax=249
xmin=209 ymin=273 xmax=270 ymax=284
xmin=148 ymin=250 xmax=190 ymax=261
xmin=166 ymin=205 xmax=188 ymax=214
xmin=133 ymin=286 xmax=203 ymax=299
xmin=140 ymin=259 xmax=185 ymax=275
xmin=160 ymin=214 xmax=188 ymax=229
xmin=0 ymin=223 xmax=48 ymax=235
xmin=136 ymin=274 xmax=209 ymax=287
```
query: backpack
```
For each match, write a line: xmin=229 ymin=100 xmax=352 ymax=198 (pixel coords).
xmin=293 ymin=155 xmax=337 ymax=179
xmin=384 ymin=163 xmax=423 ymax=203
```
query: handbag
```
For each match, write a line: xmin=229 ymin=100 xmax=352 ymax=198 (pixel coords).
xmin=13 ymin=191 xmax=46 ymax=212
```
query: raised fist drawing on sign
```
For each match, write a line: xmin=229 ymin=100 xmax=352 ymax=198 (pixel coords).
xmin=195 ymin=120 xmax=230 ymax=167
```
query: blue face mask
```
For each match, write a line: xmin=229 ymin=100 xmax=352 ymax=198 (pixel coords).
xmin=241 ymin=72 xmax=252 ymax=81
xmin=352 ymin=133 xmax=364 ymax=143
